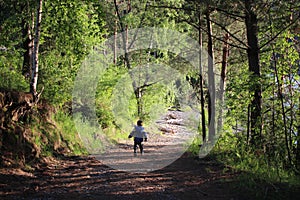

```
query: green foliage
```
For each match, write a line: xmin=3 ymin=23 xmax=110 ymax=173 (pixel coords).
xmin=96 ymin=66 xmax=127 ymax=129
xmin=213 ymin=131 xmax=297 ymax=179
xmin=259 ymin=30 xmax=300 ymax=168
xmin=0 ymin=64 xmax=28 ymax=91
xmin=1 ymin=0 xmax=299 ymax=185
xmin=53 ymin=110 xmax=88 ymax=155
xmin=39 ymin=0 xmax=107 ymax=105
xmin=0 ymin=2 xmax=30 ymax=91
xmin=28 ymin=109 xmax=87 ymax=157
xmin=194 ymin=131 xmax=300 ymax=200
xmin=73 ymin=113 xmax=104 ymax=154
xmin=0 ymin=0 xmax=107 ymax=106
xmin=187 ymin=135 xmax=202 ymax=155
xmin=226 ymin=62 xmax=252 ymax=122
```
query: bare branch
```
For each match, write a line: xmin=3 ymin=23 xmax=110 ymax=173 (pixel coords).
xmin=148 ymin=4 xmax=188 ymax=11
xmin=259 ymin=13 xmax=300 ymax=50
xmin=180 ymin=18 xmax=248 ymax=50
xmin=215 ymin=7 xmax=245 ymax=20
xmin=208 ymin=17 xmax=249 ymax=49
xmin=128 ymin=1 xmax=149 ymax=50
xmin=113 ymin=0 xmax=125 ymax=32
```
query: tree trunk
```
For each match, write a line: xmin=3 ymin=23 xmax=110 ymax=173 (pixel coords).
xmin=217 ymin=33 xmax=229 ymax=134
xmin=244 ymin=0 xmax=262 ymax=146
xmin=206 ymin=8 xmax=216 ymax=142
xmin=247 ymin=104 xmax=251 ymax=145
xmin=22 ymin=19 xmax=33 ymax=79
xmin=113 ymin=11 xmax=117 ymax=64
xmin=287 ymin=74 xmax=294 ymax=158
xmin=30 ymin=0 xmax=43 ymax=97
xmin=198 ymin=10 xmax=206 ymax=143
xmin=115 ymin=0 xmax=144 ymax=117
xmin=136 ymin=88 xmax=142 ymax=117
xmin=272 ymin=52 xmax=292 ymax=166
xmin=113 ymin=0 xmax=131 ymax=69
xmin=296 ymin=125 xmax=300 ymax=170
xmin=22 ymin=1 xmax=34 ymax=80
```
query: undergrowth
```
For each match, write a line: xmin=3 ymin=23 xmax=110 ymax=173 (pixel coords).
xmin=52 ymin=110 xmax=88 ymax=156
xmin=0 ymin=95 xmax=88 ymax=168
xmin=26 ymin=107 xmax=88 ymax=160
xmin=188 ymin=132 xmax=300 ymax=200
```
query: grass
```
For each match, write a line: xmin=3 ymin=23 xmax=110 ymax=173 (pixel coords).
xmin=187 ymin=132 xmax=300 ymax=200
xmin=53 ymin=110 xmax=88 ymax=155
xmin=27 ymin=108 xmax=88 ymax=159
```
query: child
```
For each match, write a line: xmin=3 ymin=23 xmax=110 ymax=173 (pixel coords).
xmin=128 ymin=120 xmax=148 ymax=155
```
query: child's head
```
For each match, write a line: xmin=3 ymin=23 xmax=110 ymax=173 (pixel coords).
xmin=137 ymin=120 xmax=143 ymax=126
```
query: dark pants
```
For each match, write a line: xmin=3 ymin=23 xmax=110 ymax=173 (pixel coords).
xmin=134 ymin=137 xmax=143 ymax=153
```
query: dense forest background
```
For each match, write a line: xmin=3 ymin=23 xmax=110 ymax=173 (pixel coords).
xmin=0 ymin=0 xmax=300 ymax=194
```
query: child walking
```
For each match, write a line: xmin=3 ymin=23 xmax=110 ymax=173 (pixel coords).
xmin=128 ymin=120 xmax=148 ymax=155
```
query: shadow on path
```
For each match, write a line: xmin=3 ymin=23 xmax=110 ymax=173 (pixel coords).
xmin=1 ymin=153 xmax=299 ymax=200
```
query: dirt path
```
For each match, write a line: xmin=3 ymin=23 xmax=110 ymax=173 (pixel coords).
xmin=1 ymin=111 xmax=297 ymax=199
xmin=0 ymin=111 xmax=244 ymax=200
xmin=0 ymin=153 xmax=243 ymax=200
xmin=97 ymin=110 xmax=198 ymax=173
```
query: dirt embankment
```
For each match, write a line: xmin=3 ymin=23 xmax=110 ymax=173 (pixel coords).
xmin=0 ymin=89 xmax=71 ymax=168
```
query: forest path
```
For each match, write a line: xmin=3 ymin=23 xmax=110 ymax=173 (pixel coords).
xmin=0 ymin=153 xmax=242 ymax=200
xmin=96 ymin=110 xmax=197 ymax=173
xmin=0 ymin=110 xmax=243 ymax=200
xmin=0 ymin=111 xmax=245 ymax=200
xmin=1 ymin=111 xmax=296 ymax=200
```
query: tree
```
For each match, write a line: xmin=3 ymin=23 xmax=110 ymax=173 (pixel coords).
xmin=217 ymin=33 xmax=229 ymax=133
xmin=205 ymin=4 xmax=216 ymax=142
xmin=111 ymin=0 xmax=185 ymax=119
xmin=244 ymin=0 xmax=262 ymax=146
xmin=38 ymin=0 xmax=106 ymax=104
xmin=0 ymin=0 xmax=107 ymax=104
xmin=30 ymin=0 xmax=43 ymax=97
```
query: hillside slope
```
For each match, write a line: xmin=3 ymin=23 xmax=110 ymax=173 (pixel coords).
xmin=0 ymin=89 xmax=85 ymax=168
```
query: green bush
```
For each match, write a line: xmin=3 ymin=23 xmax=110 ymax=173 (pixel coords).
xmin=0 ymin=61 xmax=28 ymax=91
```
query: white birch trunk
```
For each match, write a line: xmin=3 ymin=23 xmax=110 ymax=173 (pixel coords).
xmin=206 ymin=8 xmax=216 ymax=142
xmin=30 ymin=0 xmax=43 ymax=96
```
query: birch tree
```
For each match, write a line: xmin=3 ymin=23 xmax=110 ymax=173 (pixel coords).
xmin=30 ymin=0 xmax=43 ymax=98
